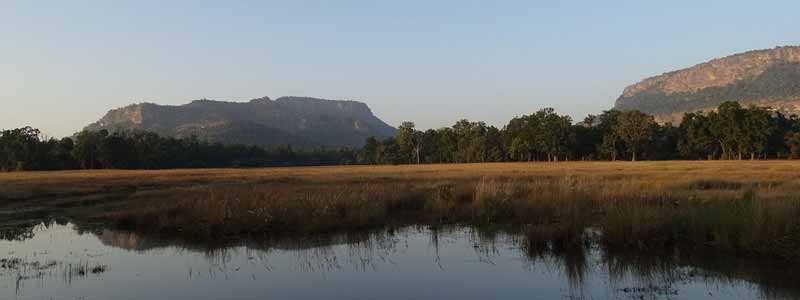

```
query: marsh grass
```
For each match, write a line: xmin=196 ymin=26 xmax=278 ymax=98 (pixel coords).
xmin=3 ymin=161 xmax=800 ymax=261
xmin=101 ymin=176 xmax=800 ymax=261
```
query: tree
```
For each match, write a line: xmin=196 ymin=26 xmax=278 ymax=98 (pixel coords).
xmin=508 ymin=137 xmax=531 ymax=161
xmin=396 ymin=122 xmax=415 ymax=163
xmin=650 ymin=123 xmax=679 ymax=160
xmin=536 ymin=108 xmax=575 ymax=162
xmin=709 ymin=102 xmax=745 ymax=160
xmin=786 ymin=132 xmax=800 ymax=159
xmin=503 ymin=108 xmax=574 ymax=162
xmin=396 ymin=122 xmax=424 ymax=164
xmin=678 ymin=112 xmax=718 ymax=160
xmin=600 ymin=133 xmax=620 ymax=161
xmin=0 ymin=127 xmax=41 ymax=171
xmin=452 ymin=119 xmax=489 ymax=163
xmin=503 ymin=116 xmax=536 ymax=161
xmin=435 ymin=127 xmax=457 ymax=163
xmin=98 ymin=131 xmax=136 ymax=168
xmin=614 ymin=110 xmax=656 ymax=161
xmin=741 ymin=106 xmax=776 ymax=159
xmin=72 ymin=130 xmax=107 ymax=169
xmin=419 ymin=129 xmax=439 ymax=163
xmin=591 ymin=110 xmax=623 ymax=161
xmin=378 ymin=137 xmax=401 ymax=164
xmin=573 ymin=122 xmax=596 ymax=161
xmin=360 ymin=137 xmax=379 ymax=164
xmin=484 ymin=126 xmax=505 ymax=162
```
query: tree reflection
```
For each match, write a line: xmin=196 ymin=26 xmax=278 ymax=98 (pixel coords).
xmin=5 ymin=222 xmax=799 ymax=300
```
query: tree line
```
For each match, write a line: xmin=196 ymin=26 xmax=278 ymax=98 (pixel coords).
xmin=360 ymin=101 xmax=800 ymax=164
xmin=4 ymin=101 xmax=800 ymax=171
xmin=0 ymin=128 xmax=357 ymax=171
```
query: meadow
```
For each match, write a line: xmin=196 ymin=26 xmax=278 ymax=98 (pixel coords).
xmin=2 ymin=161 xmax=800 ymax=261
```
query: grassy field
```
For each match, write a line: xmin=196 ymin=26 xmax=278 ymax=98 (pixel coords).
xmin=2 ymin=161 xmax=800 ymax=261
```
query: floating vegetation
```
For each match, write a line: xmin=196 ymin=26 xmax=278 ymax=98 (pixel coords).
xmin=1 ymin=256 xmax=107 ymax=286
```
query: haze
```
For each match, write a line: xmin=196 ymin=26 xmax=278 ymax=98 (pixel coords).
xmin=2 ymin=0 xmax=799 ymax=138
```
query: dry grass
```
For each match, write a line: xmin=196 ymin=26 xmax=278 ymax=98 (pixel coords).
xmin=3 ymin=161 xmax=800 ymax=260
xmin=2 ymin=161 xmax=799 ymax=199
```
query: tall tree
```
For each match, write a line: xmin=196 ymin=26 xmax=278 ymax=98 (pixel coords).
xmin=503 ymin=116 xmax=536 ymax=161
xmin=741 ymin=106 xmax=776 ymax=160
xmin=484 ymin=126 xmax=505 ymax=162
xmin=614 ymin=110 xmax=656 ymax=161
xmin=508 ymin=137 xmax=531 ymax=161
xmin=650 ymin=123 xmax=679 ymax=160
xmin=0 ymin=127 xmax=40 ymax=171
xmin=592 ymin=110 xmax=623 ymax=161
xmin=536 ymin=108 xmax=575 ymax=162
xmin=436 ymin=127 xmax=457 ymax=163
xmin=709 ymin=102 xmax=746 ymax=160
xmin=396 ymin=122 xmax=418 ymax=164
xmin=360 ymin=136 xmax=379 ymax=164
xmin=786 ymin=132 xmax=800 ymax=159
xmin=678 ymin=112 xmax=718 ymax=160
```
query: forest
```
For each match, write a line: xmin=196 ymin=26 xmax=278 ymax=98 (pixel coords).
xmin=363 ymin=101 xmax=800 ymax=164
xmin=3 ymin=101 xmax=800 ymax=171
xmin=0 ymin=128 xmax=358 ymax=171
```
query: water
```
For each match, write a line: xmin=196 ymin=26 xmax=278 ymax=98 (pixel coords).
xmin=1 ymin=223 xmax=797 ymax=300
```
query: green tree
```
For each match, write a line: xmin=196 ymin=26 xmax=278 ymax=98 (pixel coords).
xmin=678 ymin=112 xmax=718 ymax=160
xmin=741 ymin=106 xmax=776 ymax=159
xmin=614 ymin=110 xmax=656 ymax=161
xmin=72 ymin=130 xmax=108 ymax=169
xmin=536 ymin=108 xmax=575 ymax=162
xmin=0 ymin=127 xmax=41 ymax=171
xmin=360 ymin=136 xmax=380 ymax=164
xmin=378 ymin=137 xmax=401 ymax=164
xmin=503 ymin=116 xmax=536 ymax=161
xmin=452 ymin=119 xmax=489 ymax=163
xmin=484 ymin=126 xmax=505 ymax=162
xmin=98 ymin=131 xmax=136 ymax=168
xmin=591 ymin=110 xmax=623 ymax=161
xmin=396 ymin=122 xmax=414 ymax=162
xmin=650 ymin=123 xmax=679 ymax=160
xmin=435 ymin=127 xmax=457 ymax=163
xmin=508 ymin=137 xmax=531 ymax=161
xmin=419 ymin=129 xmax=439 ymax=163
xmin=786 ymin=132 xmax=800 ymax=159
xmin=709 ymin=102 xmax=745 ymax=160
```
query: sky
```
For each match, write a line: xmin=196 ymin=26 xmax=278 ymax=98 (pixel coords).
xmin=2 ymin=0 xmax=800 ymax=138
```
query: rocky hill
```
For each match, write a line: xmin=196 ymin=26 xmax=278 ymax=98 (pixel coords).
xmin=615 ymin=46 xmax=800 ymax=123
xmin=85 ymin=96 xmax=397 ymax=148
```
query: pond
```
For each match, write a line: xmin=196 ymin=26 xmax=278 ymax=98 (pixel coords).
xmin=1 ymin=223 xmax=797 ymax=300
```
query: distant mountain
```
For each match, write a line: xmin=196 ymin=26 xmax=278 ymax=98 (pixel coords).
xmin=615 ymin=46 xmax=800 ymax=123
xmin=84 ymin=96 xmax=396 ymax=148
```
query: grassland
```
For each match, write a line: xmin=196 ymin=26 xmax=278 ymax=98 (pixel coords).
xmin=2 ymin=161 xmax=800 ymax=261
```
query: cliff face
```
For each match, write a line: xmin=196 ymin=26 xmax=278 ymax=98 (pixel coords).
xmin=615 ymin=46 xmax=800 ymax=123
xmin=85 ymin=96 xmax=397 ymax=148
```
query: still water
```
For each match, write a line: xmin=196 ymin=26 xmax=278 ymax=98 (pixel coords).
xmin=1 ymin=223 xmax=797 ymax=300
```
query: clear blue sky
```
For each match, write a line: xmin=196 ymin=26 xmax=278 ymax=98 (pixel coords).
xmin=2 ymin=0 xmax=799 ymax=138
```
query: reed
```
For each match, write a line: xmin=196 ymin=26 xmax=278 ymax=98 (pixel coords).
xmin=3 ymin=161 xmax=800 ymax=261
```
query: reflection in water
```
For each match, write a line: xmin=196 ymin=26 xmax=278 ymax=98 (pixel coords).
xmin=1 ymin=223 xmax=798 ymax=300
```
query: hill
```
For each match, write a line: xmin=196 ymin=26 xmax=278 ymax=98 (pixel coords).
xmin=84 ymin=96 xmax=396 ymax=148
xmin=615 ymin=46 xmax=800 ymax=123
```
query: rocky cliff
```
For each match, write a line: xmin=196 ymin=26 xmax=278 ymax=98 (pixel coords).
xmin=615 ymin=46 xmax=800 ymax=123
xmin=85 ymin=96 xmax=397 ymax=148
